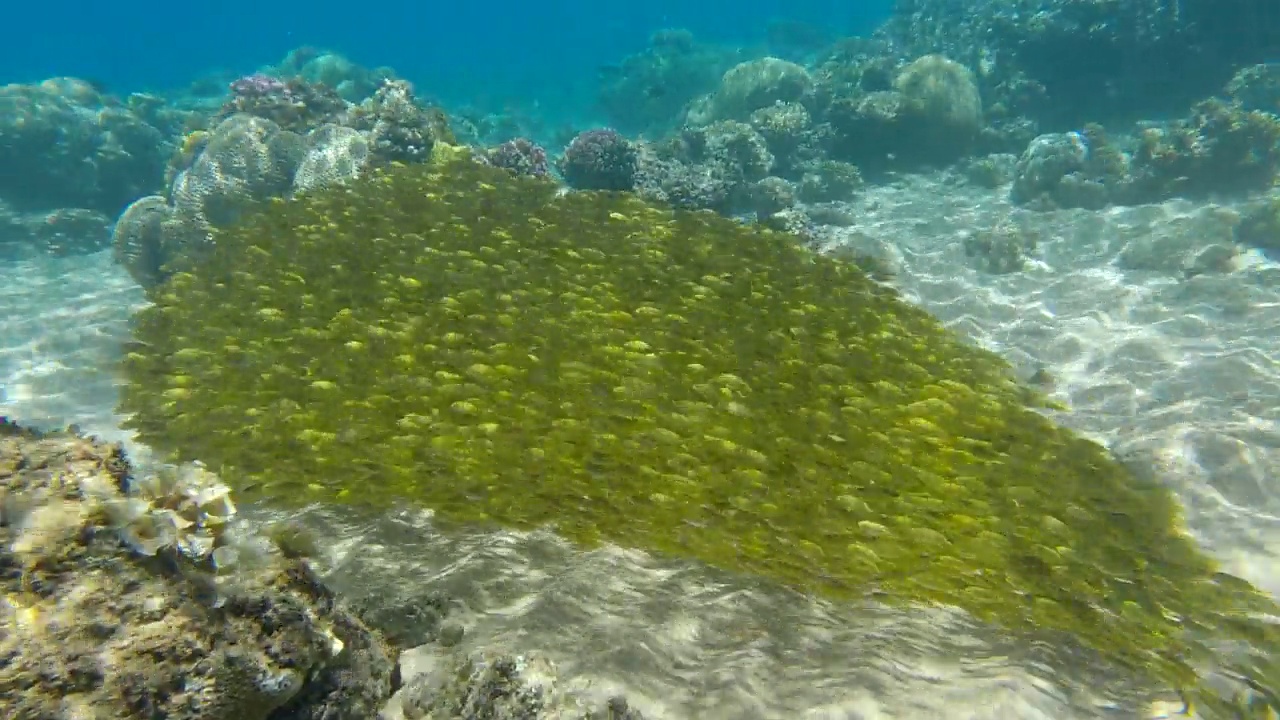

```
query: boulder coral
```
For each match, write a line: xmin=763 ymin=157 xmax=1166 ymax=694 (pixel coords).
xmin=118 ymin=156 xmax=1280 ymax=713
xmin=557 ymin=129 xmax=640 ymax=191
xmin=113 ymin=96 xmax=455 ymax=289
xmin=893 ymin=55 xmax=984 ymax=148
xmin=827 ymin=54 xmax=983 ymax=170
xmin=112 ymin=114 xmax=308 ymax=289
xmin=690 ymin=57 xmax=813 ymax=125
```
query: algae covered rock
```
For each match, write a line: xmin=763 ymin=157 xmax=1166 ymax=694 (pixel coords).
xmin=119 ymin=157 xmax=1280 ymax=713
xmin=0 ymin=420 xmax=396 ymax=719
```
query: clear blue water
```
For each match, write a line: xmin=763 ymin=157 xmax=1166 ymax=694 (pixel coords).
xmin=3 ymin=0 xmax=890 ymax=105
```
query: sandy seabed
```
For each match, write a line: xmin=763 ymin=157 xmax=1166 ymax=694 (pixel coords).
xmin=3 ymin=175 xmax=1277 ymax=719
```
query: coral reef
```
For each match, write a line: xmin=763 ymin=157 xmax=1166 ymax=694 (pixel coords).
xmin=595 ymin=29 xmax=736 ymax=135
xmin=694 ymin=120 xmax=775 ymax=182
xmin=630 ymin=121 xmax=778 ymax=214
xmin=961 ymin=153 xmax=1018 ymax=189
xmin=1009 ymin=129 xmax=1116 ymax=210
xmin=216 ymin=74 xmax=348 ymax=134
xmin=0 ymin=78 xmax=168 ymax=215
xmin=170 ymin=114 xmax=307 ymax=229
xmin=112 ymin=195 xmax=177 ymax=288
xmin=278 ymin=48 xmax=397 ymax=103
xmin=117 ymin=156 xmax=1280 ymax=710
xmin=349 ymin=589 xmax=463 ymax=650
xmin=114 ymin=85 xmax=455 ymax=289
xmin=482 ymin=138 xmax=550 ymax=178
xmin=0 ymin=201 xmax=114 ymax=258
xmin=0 ymin=419 xmax=395 ymax=719
xmin=343 ymin=80 xmax=452 ymax=165
xmin=963 ymin=213 xmax=1041 ymax=273
xmin=797 ymin=159 xmax=863 ymax=203
xmin=809 ymin=37 xmax=898 ymax=113
xmin=632 ymin=148 xmax=735 ymax=212
xmin=880 ymin=0 xmax=1280 ymax=127
xmin=748 ymin=176 xmax=797 ymax=219
xmin=113 ymin=114 xmax=307 ymax=288
xmin=292 ymin=125 xmax=372 ymax=192
xmin=125 ymin=91 xmax=202 ymax=141
xmin=893 ymin=55 xmax=984 ymax=147
xmin=826 ymin=55 xmax=983 ymax=170
xmin=1124 ymin=99 xmax=1280 ymax=201
xmin=447 ymin=106 xmax=545 ymax=148
xmin=688 ymin=57 xmax=813 ymax=125
xmin=748 ymin=101 xmax=816 ymax=173
xmin=1012 ymin=102 xmax=1280 ymax=209
xmin=558 ymin=129 xmax=640 ymax=191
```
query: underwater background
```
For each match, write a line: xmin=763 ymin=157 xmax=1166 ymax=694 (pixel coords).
xmin=2 ymin=1 xmax=891 ymax=113
xmin=4 ymin=0 xmax=1280 ymax=718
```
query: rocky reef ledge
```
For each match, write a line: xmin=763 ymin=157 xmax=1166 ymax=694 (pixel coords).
xmin=0 ymin=418 xmax=641 ymax=720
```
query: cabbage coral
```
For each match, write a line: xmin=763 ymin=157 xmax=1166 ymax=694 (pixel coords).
xmin=120 ymin=156 xmax=1280 ymax=715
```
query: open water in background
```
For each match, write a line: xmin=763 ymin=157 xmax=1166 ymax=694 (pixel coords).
xmin=0 ymin=0 xmax=890 ymax=113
